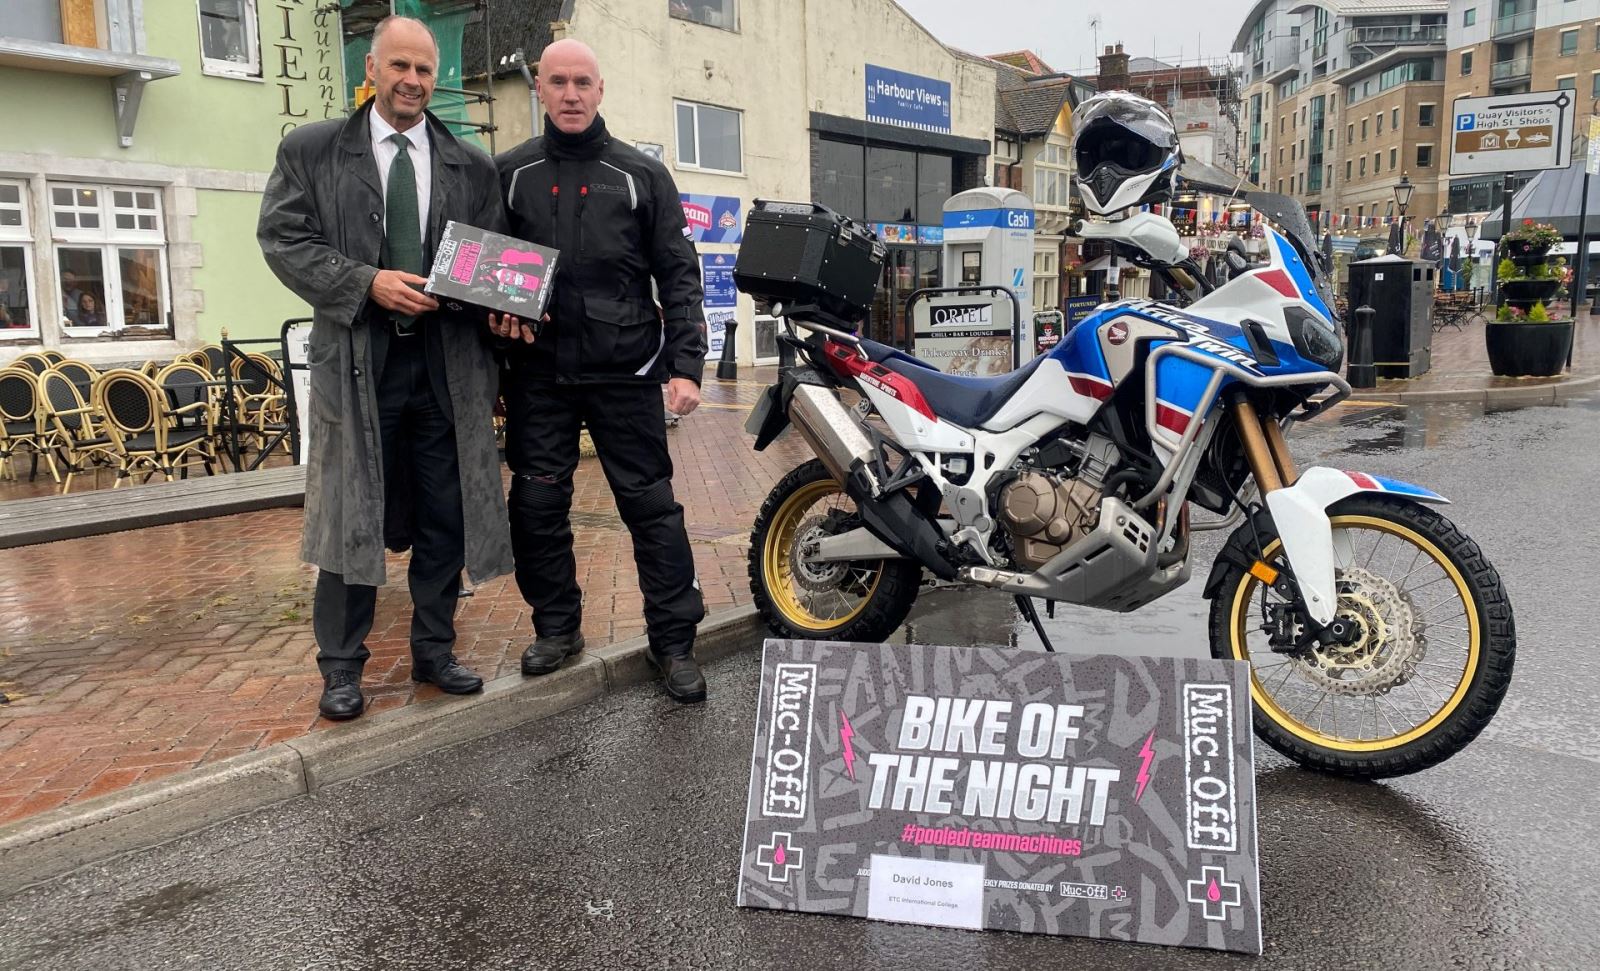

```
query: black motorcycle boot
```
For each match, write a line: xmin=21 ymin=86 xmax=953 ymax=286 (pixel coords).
xmin=646 ymin=650 xmax=707 ymax=704
xmin=521 ymin=631 xmax=586 ymax=676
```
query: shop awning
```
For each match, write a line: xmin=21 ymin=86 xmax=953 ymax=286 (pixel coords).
xmin=1481 ymin=149 xmax=1600 ymax=240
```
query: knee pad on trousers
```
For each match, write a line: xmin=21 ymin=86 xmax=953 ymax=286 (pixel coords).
xmin=616 ymin=479 xmax=677 ymax=524
xmin=511 ymin=473 xmax=571 ymax=514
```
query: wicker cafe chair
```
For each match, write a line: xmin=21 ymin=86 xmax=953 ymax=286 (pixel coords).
xmin=98 ymin=369 xmax=215 ymax=484
xmin=190 ymin=344 xmax=226 ymax=376
xmin=37 ymin=369 xmax=120 ymax=493
xmin=11 ymin=352 xmax=50 ymax=375
xmin=154 ymin=361 xmax=222 ymax=470
xmin=49 ymin=359 xmax=100 ymax=402
xmin=230 ymin=352 xmax=289 ymax=455
xmin=40 ymin=350 xmax=66 ymax=366
xmin=138 ymin=360 xmax=163 ymax=378
xmin=0 ymin=367 xmax=59 ymax=483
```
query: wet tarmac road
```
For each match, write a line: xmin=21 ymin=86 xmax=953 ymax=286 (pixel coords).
xmin=2 ymin=395 xmax=1597 ymax=970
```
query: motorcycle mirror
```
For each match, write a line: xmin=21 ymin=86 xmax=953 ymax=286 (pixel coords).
xmin=1225 ymin=236 xmax=1251 ymax=274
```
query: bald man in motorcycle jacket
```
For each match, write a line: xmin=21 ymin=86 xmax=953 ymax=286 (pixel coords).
xmin=493 ymin=39 xmax=709 ymax=703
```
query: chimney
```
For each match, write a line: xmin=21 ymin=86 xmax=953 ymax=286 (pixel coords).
xmin=1098 ymin=41 xmax=1131 ymax=92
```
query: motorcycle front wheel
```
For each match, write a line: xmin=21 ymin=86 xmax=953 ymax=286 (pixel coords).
xmin=748 ymin=459 xmax=922 ymax=642
xmin=1209 ymin=494 xmax=1515 ymax=778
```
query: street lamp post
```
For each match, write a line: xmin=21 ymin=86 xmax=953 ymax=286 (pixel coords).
xmin=1465 ymin=216 xmax=1479 ymax=297
xmin=1393 ymin=174 xmax=1415 ymax=255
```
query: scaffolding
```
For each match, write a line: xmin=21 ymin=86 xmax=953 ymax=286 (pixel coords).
xmin=337 ymin=0 xmax=499 ymax=152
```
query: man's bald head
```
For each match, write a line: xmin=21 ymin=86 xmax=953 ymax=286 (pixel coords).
xmin=366 ymin=16 xmax=438 ymax=130
xmin=536 ymin=39 xmax=605 ymax=135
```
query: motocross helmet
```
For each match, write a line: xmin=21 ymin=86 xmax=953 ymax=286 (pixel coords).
xmin=1072 ymin=91 xmax=1182 ymax=215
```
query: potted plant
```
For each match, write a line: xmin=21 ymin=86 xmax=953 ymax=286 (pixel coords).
xmin=1501 ymin=219 xmax=1562 ymax=262
xmin=1487 ymin=316 xmax=1576 ymax=376
xmin=1488 ymin=231 xmax=1575 ymax=377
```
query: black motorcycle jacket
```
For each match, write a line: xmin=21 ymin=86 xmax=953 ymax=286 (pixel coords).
xmin=495 ymin=114 xmax=707 ymax=385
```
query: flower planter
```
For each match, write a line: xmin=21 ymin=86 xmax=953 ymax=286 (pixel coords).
xmin=1498 ymin=278 xmax=1562 ymax=311
xmin=1503 ymin=239 xmax=1552 ymax=259
xmin=1484 ymin=320 xmax=1574 ymax=377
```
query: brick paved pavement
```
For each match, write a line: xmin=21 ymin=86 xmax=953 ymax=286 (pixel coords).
xmin=1360 ymin=306 xmax=1598 ymax=396
xmin=0 ymin=373 xmax=805 ymax=826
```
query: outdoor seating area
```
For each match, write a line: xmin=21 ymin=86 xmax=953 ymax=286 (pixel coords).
xmin=1433 ymin=288 xmax=1488 ymax=332
xmin=0 ymin=344 xmax=289 ymax=494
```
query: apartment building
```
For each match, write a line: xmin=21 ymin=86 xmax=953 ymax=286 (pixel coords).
xmin=1233 ymin=0 xmax=1449 ymax=231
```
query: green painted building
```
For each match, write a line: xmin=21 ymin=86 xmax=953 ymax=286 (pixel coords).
xmin=0 ymin=0 xmax=344 ymax=366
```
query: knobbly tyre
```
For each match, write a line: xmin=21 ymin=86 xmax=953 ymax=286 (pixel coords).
xmin=731 ymin=95 xmax=1513 ymax=781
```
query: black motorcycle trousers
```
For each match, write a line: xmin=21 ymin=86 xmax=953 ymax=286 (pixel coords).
xmin=505 ymin=379 xmax=705 ymax=656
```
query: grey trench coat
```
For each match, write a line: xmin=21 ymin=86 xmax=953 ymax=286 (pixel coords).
xmin=257 ymin=103 xmax=513 ymax=588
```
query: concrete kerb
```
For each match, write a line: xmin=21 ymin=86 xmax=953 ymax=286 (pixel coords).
xmin=0 ymin=605 xmax=766 ymax=897
xmin=1347 ymin=372 xmax=1600 ymax=406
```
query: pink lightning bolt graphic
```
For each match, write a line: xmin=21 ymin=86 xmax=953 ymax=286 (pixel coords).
xmin=1134 ymin=731 xmax=1157 ymax=802
xmin=839 ymin=709 xmax=858 ymax=781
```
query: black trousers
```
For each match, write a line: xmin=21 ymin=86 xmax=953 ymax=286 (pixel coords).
xmin=313 ymin=332 xmax=465 ymax=677
xmin=505 ymin=379 xmax=704 ymax=656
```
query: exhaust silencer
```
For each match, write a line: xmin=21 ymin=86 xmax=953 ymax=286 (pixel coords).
xmin=788 ymin=384 xmax=875 ymax=485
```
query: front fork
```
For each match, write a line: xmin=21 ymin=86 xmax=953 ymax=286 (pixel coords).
xmin=1229 ymin=395 xmax=1350 ymax=633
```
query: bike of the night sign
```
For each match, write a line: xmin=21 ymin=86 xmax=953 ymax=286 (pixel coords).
xmin=865 ymin=64 xmax=952 ymax=133
xmin=737 ymin=640 xmax=1263 ymax=954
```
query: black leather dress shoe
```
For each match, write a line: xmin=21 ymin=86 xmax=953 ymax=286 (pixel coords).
xmin=647 ymin=651 xmax=707 ymax=704
xmin=411 ymin=654 xmax=484 ymax=694
xmin=521 ymin=631 xmax=586 ymax=676
xmin=319 ymin=670 xmax=366 ymax=720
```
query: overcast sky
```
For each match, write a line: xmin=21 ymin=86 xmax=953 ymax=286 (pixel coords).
xmin=895 ymin=0 xmax=1258 ymax=75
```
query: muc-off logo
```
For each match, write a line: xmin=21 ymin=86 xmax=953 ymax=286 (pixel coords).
xmin=762 ymin=664 xmax=818 ymax=819
xmin=1183 ymin=683 xmax=1239 ymax=852
xmin=1059 ymin=881 xmax=1110 ymax=901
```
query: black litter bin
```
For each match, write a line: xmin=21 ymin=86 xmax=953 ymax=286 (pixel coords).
xmin=1347 ymin=255 xmax=1433 ymax=378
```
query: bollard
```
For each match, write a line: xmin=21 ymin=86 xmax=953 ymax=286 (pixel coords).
xmin=715 ymin=318 xmax=738 ymax=380
xmin=1347 ymin=305 xmax=1376 ymax=389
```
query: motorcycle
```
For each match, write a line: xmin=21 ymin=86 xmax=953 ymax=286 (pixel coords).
xmin=736 ymin=194 xmax=1514 ymax=779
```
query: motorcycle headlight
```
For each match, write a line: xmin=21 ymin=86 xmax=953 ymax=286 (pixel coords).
xmin=1285 ymin=306 xmax=1344 ymax=370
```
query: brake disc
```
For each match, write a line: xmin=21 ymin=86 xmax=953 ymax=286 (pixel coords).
xmin=1294 ymin=567 xmax=1425 ymax=697
xmin=791 ymin=513 xmax=851 ymax=593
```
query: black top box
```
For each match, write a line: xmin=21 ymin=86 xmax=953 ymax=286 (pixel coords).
xmin=733 ymin=201 xmax=886 ymax=326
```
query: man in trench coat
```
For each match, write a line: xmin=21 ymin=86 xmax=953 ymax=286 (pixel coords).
xmin=257 ymin=15 xmax=513 ymax=720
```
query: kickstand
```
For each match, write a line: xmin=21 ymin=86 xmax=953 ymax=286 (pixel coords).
xmin=1014 ymin=595 xmax=1057 ymax=653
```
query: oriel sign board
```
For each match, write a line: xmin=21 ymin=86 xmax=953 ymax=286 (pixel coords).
xmin=737 ymin=640 xmax=1263 ymax=954
xmin=1449 ymin=90 xmax=1575 ymax=176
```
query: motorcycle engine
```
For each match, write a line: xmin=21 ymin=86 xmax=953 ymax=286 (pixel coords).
xmin=998 ymin=433 xmax=1125 ymax=569
xmin=998 ymin=473 xmax=1102 ymax=569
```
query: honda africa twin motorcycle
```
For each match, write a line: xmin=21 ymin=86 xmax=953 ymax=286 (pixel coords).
xmin=737 ymin=193 xmax=1514 ymax=780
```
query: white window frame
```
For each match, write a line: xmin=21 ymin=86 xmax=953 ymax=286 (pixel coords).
xmin=47 ymin=182 xmax=171 ymax=336
xmin=1032 ymin=142 xmax=1072 ymax=210
xmin=197 ymin=0 xmax=262 ymax=79
xmin=0 ymin=179 xmax=41 ymax=341
xmin=1416 ymin=143 xmax=1435 ymax=168
xmin=1556 ymin=74 xmax=1578 ymax=91
xmin=674 ymin=100 xmax=744 ymax=176
xmin=1418 ymin=102 xmax=1437 ymax=127
xmin=1032 ymin=247 xmax=1057 ymax=312
xmin=1561 ymin=28 xmax=1579 ymax=56
xmin=668 ymin=0 xmax=739 ymax=32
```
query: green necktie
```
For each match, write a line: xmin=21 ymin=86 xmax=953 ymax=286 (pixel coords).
xmin=384 ymin=132 xmax=425 ymax=332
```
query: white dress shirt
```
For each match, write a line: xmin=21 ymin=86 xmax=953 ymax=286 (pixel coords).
xmin=369 ymin=108 xmax=431 ymax=247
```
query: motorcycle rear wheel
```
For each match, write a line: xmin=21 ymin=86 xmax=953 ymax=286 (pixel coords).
xmin=1209 ymin=494 xmax=1515 ymax=778
xmin=749 ymin=459 xmax=922 ymax=642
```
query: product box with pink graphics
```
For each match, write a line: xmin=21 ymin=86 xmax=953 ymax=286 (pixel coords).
xmin=737 ymin=639 xmax=1262 ymax=954
xmin=425 ymin=221 xmax=559 ymax=321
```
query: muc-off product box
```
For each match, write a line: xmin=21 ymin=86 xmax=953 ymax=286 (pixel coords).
xmin=424 ymin=221 xmax=560 ymax=321
xmin=734 ymin=201 xmax=886 ymax=325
